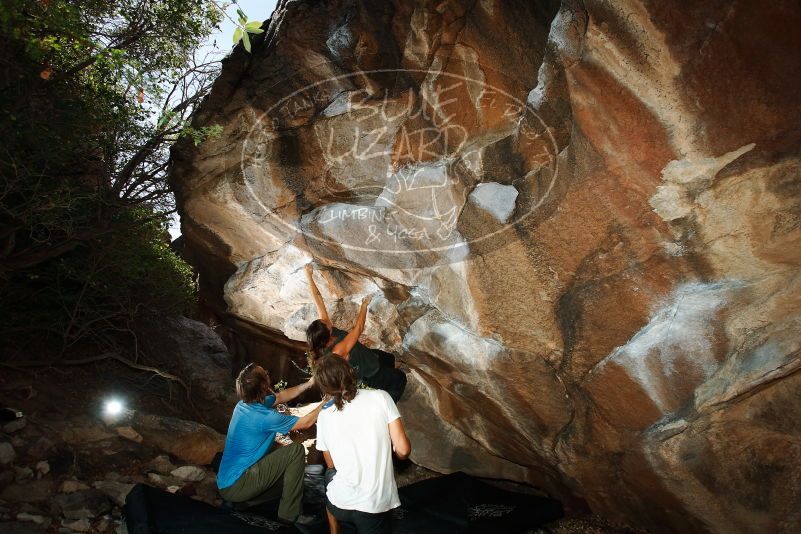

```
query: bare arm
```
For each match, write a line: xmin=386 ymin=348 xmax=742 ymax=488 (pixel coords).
xmin=305 ymin=263 xmax=332 ymax=327
xmin=274 ymin=377 xmax=315 ymax=405
xmin=290 ymin=396 xmax=328 ymax=431
xmin=322 ymin=450 xmax=335 ymax=469
xmin=388 ymin=417 xmax=411 ymax=459
xmin=331 ymin=295 xmax=371 ymax=358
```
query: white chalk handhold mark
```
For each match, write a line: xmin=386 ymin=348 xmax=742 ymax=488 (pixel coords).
xmin=650 ymin=143 xmax=756 ymax=222
xmin=469 ymin=182 xmax=519 ymax=224
xmin=596 ymin=281 xmax=739 ymax=411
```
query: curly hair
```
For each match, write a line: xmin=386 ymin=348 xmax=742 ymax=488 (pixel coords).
xmin=313 ymin=354 xmax=358 ymax=410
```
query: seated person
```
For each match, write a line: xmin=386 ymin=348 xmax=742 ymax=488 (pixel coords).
xmin=304 ymin=262 xmax=407 ymax=402
xmin=314 ymin=354 xmax=411 ymax=534
xmin=217 ymin=363 xmax=326 ymax=525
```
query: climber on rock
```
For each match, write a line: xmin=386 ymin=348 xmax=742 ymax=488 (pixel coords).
xmin=304 ymin=262 xmax=407 ymax=402
xmin=217 ymin=363 xmax=326 ymax=526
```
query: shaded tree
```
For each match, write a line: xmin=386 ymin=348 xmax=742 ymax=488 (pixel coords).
xmin=0 ymin=0 xmax=225 ymax=359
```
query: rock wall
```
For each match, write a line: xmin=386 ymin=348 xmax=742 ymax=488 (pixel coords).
xmin=170 ymin=0 xmax=801 ymax=532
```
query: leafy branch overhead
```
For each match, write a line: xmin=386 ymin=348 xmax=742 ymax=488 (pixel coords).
xmin=0 ymin=0 xmax=227 ymax=359
xmin=231 ymin=8 xmax=264 ymax=52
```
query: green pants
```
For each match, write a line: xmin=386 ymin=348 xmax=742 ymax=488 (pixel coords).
xmin=219 ymin=442 xmax=305 ymax=522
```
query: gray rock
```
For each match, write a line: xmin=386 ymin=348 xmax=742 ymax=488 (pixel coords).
xmin=17 ymin=502 xmax=41 ymax=514
xmin=13 ymin=466 xmax=32 ymax=481
xmin=3 ymin=417 xmax=26 ymax=434
xmin=148 ymin=455 xmax=176 ymax=475
xmin=91 ymin=481 xmax=135 ymax=507
xmin=34 ymin=461 xmax=49 ymax=477
xmin=51 ymin=490 xmax=111 ymax=519
xmin=0 ymin=480 xmax=54 ymax=503
xmin=16 ymin=511 xmax=50 ymax=526
xmin=51 ymin=417 xmax=115 ymax=445
xmin=0 ymin=442 xmax=15 ymax=465
xmin=95 ymin=516 xmax=111 ymax=532
xmin=27 ymin=437 xmax=55 ymax=460
xmin=138 ymin=316 xmax=237 ymax=430
xmin=146 ymin=472 xmax=181 ymax=487
xmin=170 ymin=466 xmax=206 ymax=482
xmin=115 ymin=426 xmax=142 ymax=444
xmin=0 ymin=521 xmax=48 ymax=533
xmin=62 ymin=518 xmax=91 ymax=532
xmin=59 ymin=480 xmax=89 ymax=493
xmin=130 ymin=412 xmax=223 ymax=465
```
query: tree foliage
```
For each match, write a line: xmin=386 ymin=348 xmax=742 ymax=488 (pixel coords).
xmin=0 ymin=0 xmax=225 ymax=359
xmin=230 ymin=6 xmax=264 ymax=53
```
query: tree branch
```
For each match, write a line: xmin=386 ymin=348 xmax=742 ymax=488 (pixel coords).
xmin=3 ymin=351 xmax=206 ymax=423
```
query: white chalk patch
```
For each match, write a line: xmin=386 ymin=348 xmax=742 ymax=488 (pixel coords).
xmin=469 ymin=182 xmax=519 ymax=224
xmin=650 ymin=143 xmax=756 ymax=222
xmin=404 ymin=309 xmax=503 ymax=370
xmin=322 ymin=92 xmax=352 ymax=117
xmin=661 ymin=241 xmax=685 ymax=256
xmin=597 ymin=281 xmax=738 ymax=411
xmin=418 ymin=261 xmax=480 ymax=331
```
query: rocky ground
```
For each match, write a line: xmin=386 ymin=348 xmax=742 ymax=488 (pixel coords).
xmin=0 ymin=363 xmax=226 ymax=534
xmin=0 ymin=366 xmax=421 ymax=534
xmin=0 ymin=360 xmax=644 ymax=534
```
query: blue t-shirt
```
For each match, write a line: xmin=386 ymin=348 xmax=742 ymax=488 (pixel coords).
xmin=217 ymin=395 xmax=298 ymax=489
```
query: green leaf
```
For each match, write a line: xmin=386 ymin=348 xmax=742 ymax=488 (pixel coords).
xmin=232 ymin=27 xmax=243 ymax=44
xmin=245 ymin=20 xmax=262 ymax=30
xmin=236 ymin=8 xmax=246 ymax=20
xmin=242 ymin=31 xmax=251 ymax=52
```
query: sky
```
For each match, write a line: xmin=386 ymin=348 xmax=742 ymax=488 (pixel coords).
xmin=169 ymin=0 xmax=278 ymax=239
xmin=199 ymin=0 xmax=279 ymax=62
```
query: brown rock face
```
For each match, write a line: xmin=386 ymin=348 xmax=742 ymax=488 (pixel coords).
xmin=129 ymin=412 xmax=224 ymax=466
xmin=170 ymin=0 xmax=801 ymax=531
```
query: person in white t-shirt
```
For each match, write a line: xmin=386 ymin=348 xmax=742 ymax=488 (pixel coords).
xmin=314 ymin=354 xmax=411 ymax=534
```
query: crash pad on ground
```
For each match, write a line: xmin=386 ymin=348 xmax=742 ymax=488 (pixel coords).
xmin=124 ymin=470 xmax=563 ymax=533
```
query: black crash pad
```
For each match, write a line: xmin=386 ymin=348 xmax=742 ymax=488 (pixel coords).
xmin=124 ymin=471 xmax=563 ymax=533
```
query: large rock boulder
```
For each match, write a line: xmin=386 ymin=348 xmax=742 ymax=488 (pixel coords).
xmin=138 ymin=315 xmax=237 ymax=431
xmin=170 ymin=0 xmax=801 ymax=532
xmin=129 ymin=412 xmax=224 ymax=466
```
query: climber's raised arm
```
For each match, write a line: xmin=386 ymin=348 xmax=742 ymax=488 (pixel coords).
xmin=331 ymin=295 xmax=371 ymax=357
xmin=305 ymin=263 xmax=332 ymax=327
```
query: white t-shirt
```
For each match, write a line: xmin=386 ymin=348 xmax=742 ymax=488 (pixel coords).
xmin=316 ymin=389 xmax=401 ymax=513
